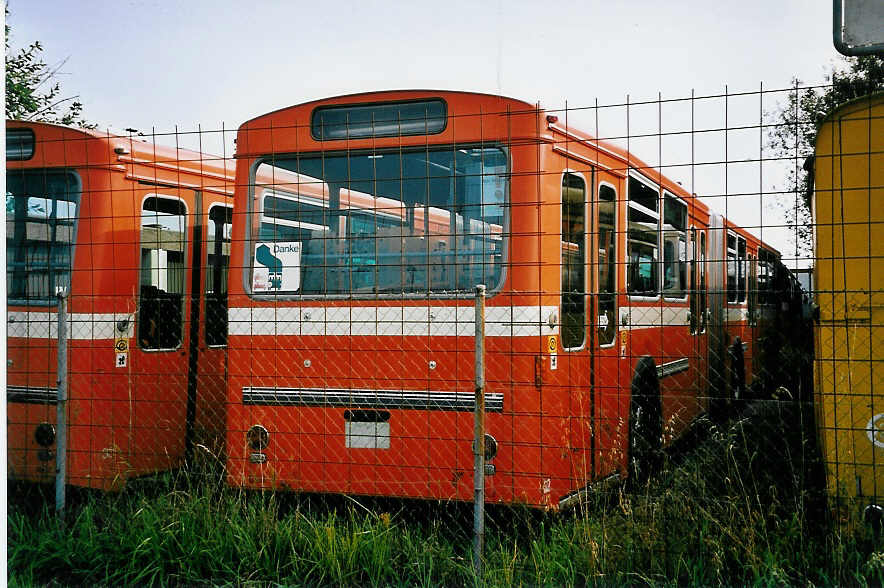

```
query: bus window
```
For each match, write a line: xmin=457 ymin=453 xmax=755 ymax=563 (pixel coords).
xmin=758 ymin=247 xmax=772 ymax=305
xmin=561 ymin=173 xmax=586 ymax=350
xmin=342 ymin=190 xmax=406 ymax=293
xmin=748 ymin=253 xmax=757 ymax=325
xmin=627 ymin=175 xmax=659 ymax=296
xmin=598 ymin=184 xmax=617 ymax=346
xmin=312 ymin=99 xmax=447 ymax=140
xmin=6 ymin=170 xmax=80 ymax=304
xmin=7 ymin=128 xmax=35 ymax=160
xmin=250 ymin=146 xmax=507 ymax=296
xmin=727 ymin=233 xmax=737 ymax=303
xmin=737 ymin=237 xmax=747 ymax=303
xmin=663 ymin=194 xmax=687 ymax=298
xmin=139 ymin=196 xmax=186 ymax=350
xmin=206 ymin=205 xmax=232 ymax=346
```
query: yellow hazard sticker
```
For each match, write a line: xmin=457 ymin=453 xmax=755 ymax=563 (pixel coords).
xmin=114 ymin=335 xmax=129 ymax=368
xmin=547 ymin=335 xmax=558 ymax=371
xmin=547 ymin=335 xmax=558 ymax=354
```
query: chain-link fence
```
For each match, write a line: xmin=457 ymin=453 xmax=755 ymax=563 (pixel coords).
xmin=7 ymin=123 xmax=235 ymax=493
xmin=7 ymin=85 xmax=883 ymax=583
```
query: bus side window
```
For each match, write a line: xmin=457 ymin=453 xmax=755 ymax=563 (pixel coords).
xmin=748 ymin=253 xmax=757 ymax=325
xmin=663 ymin=194 xmax=687 ymax=298
xmin=627 ymin=175 xmax=659 ymax=296
xmin=758 ymin=247 xmax=771 ymax=305
xmin=727 ymin=233 xmax=737 ymax=303
xmin=206 ymin=205 xmax=232 ymax=346
xmin=598 ymin=184 xmax=617 ymax=346
xmin=139 ymin=196 xmax=186 ymax=350
xmin=562 ymin=173 xmax=586 ymax=350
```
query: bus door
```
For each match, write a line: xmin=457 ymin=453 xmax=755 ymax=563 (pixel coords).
xmin=561 ymin=172 xmax=592 ymax=478
xmin=194 ymin=203 xmax=233 ymax=455
xmin=592 ymin=179 xmax=621 ymax=477
xmin=705 ymin=213 xmax=727 ymax=416
xmin=661 ymin=193 xmax=693 ymax=434
xmin=690 ymin=227 xmax=709 ymax=412
xmin=136 ymin=189 xmax=195 ymax=467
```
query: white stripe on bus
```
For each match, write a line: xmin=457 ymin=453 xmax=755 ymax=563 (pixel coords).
xmin=7 ymin=311 xmax=134 ymax=340
xmin=228 ymin=305 xmax=560 ymax=338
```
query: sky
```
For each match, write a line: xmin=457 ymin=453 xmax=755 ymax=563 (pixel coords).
xmin=7 ymin=0 xmax=850 ymax=260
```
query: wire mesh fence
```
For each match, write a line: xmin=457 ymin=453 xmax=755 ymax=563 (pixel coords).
xmin=6 ymin=84 xmax=884 ymax=583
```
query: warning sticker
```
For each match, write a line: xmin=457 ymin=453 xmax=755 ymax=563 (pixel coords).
xmin=547 ymin=335 xmax=558 ymax=371
xmin=547 ymin=335 xmax=558 ymax=354
xmin=114 ymin=335 xmax=129 ymax=368
xmin=253 ymin=241 xmax=301 ymax=292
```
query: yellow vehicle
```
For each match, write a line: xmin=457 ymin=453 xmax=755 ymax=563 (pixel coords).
xmin=813 ymin=91 xmax=884 ymax=519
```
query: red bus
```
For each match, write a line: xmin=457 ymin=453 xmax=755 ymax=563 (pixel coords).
xmin=224 ymin=91 xmax=781 ymax=507
xmin=6 ymin=121 xmax=234 ymax=489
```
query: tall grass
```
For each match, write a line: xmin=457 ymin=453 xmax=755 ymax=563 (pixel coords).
xmin=9 ymin=401 xmax=884 ymax=585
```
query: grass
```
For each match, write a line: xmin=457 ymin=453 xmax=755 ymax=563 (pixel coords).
xmin=9 ymin=401 xmax=884 ymax=586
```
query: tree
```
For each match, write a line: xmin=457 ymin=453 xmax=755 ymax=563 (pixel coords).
xmin=767 ymin=56 xmax=884 ymax=256
xmin=5 ymin=10 xmax=92 ymax=127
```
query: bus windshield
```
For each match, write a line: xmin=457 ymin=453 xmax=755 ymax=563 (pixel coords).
xmin=6 ymin=170 xmax=80 ymax=304
xmin=249 ymin=145 xmax=507 ymax=296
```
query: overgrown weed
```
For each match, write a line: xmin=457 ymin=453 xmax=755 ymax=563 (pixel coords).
xmin=8 ymin=401 xmax=884 ymax=585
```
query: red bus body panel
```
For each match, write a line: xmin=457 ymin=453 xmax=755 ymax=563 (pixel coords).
xmin=7 ymin=121 xmax=234 ymax=489
xmin=224 ymin=91 xmax=778 ymax=507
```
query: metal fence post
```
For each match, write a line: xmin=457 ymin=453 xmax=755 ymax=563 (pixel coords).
xmin=56 ymin=287 xmax=68 ymax=520
xmin=473 ymin=284 xmax=486 ymax=579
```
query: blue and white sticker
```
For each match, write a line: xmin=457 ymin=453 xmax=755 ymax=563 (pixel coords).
xmin=253 ymin=242 xmax=301 ymax=292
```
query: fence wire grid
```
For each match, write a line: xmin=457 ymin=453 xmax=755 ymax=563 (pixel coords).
xmin=6 ymin=84 xmax=884 ymax=582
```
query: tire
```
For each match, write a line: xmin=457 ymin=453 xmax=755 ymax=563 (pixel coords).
xmin=628 ymin=355 xmax=663 ymax=489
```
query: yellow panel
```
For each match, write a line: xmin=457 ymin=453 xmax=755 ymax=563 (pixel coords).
xmin=813 ymin=92 xmax=884 ymax=510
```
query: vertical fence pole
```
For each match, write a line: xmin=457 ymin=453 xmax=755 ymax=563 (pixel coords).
xmin=55 ymin=288 xmax=68 ymax=520
xmin=473 ymin=284 xmax=487 ymax=579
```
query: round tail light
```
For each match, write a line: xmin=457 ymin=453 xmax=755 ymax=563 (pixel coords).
xmin=34 ymin=423 xmax=56 ymax=447
xmin=247 ymin=425 xmax=270 ymax=451
xmin=472 ymin=433 xmax=498 ymax=460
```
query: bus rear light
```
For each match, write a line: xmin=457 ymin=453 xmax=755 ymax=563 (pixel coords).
xmin=247 ymin=425 xmax=270 ymax=451
xmin=473 ymin=434 xmax=498 ymax=460
xmin=34 ymin=423 xmax=56 ymax=447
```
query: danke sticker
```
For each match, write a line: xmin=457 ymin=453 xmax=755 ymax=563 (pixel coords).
xmin=253 ymin=242 xmax=301 ymax=292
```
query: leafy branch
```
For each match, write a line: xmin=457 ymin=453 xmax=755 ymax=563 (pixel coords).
xmin=5 ymin=12 xmax=94 ymax=128
xmin=766 ymin=56 xmax=883 ymax=256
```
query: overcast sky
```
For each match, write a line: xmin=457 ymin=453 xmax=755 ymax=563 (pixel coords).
xmin=7 ymin=0 xmax=849 ymax=259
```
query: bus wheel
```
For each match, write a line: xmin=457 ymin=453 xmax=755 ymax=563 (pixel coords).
xmin=628 ymin=355 xmax=663 ymax=490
